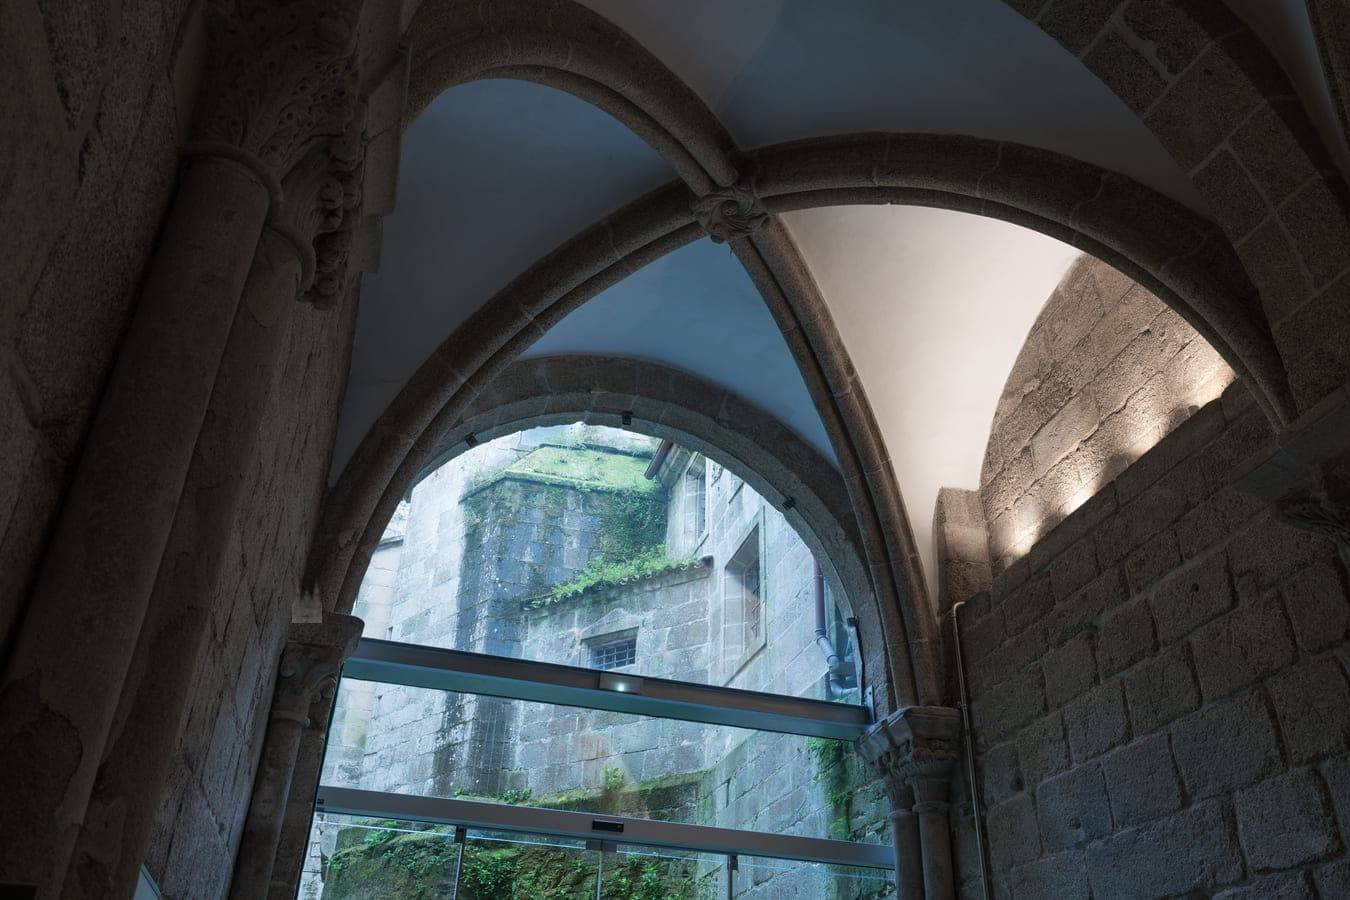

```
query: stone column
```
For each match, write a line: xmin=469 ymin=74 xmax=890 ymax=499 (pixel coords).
xmin=268 ymin=723 xmax=338 ymax=900
xmin=229 ymin=613 xmax=363 ymax=900
xmin=857 ymin=706 xmax=961 ymax=900
xmin=0 ymin=4 xmax=364 ymax=894
xmin=63 ymin=114 xmax=367 ymax=899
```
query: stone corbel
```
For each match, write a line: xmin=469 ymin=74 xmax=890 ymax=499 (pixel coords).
xmin=857 ymin=706 xmax=961 ymax=900
xmin=691 ymin=177 xmax=769 ymax=243
xmin=1235 ymin=380 xmax=1350 ymax=567
xmin=271 ymin=107 xmax=369 ymax=309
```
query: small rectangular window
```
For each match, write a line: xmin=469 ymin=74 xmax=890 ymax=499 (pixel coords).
xmin=723 ymin=524 xmax=764 ymax=677
xmin=683 ymin=457 xmax=707 ymax=546
xmin=589 ymin=636 xmax=637 ymax=670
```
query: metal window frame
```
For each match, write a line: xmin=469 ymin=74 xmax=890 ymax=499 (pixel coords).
xmin=589 ymin=635 xmax=637 ymax=670
xmin=341 ymin=637 xmax=870 ymax=741
xmin=315 ymin=787 xmax=893 ymax=870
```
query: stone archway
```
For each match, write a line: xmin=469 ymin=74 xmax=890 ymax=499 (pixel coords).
xmin=1002 ymin=0 xmax=1350 ymax=412
xmin=285 ymin=4 xmax=1350 ymax=895
xmin=310 ymin=0 xmax=1339 ymax=722
xmin=338 ymin=354 xmax=883 ymax=699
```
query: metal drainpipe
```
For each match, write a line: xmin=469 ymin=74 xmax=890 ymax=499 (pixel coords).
xmin=812 ymin=560 xmax=848 ymax=698
xmin=951 ymin=599 xmax=993 ymax=900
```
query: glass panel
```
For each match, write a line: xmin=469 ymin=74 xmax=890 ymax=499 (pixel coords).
xmin=297 ymin=813 xmax=605 ymax=899
xmin=321 ymin=680 xmax=889 ymax=845
xmin=348 ymin=423 xmax=860 ymax=703
xmin=733 ymin=854 xmax=895 ymax=899
xmin=605 ymin=846 xmax=724 ymax=899
xmin=300 ymin=813 xmax=466 ymax=899
xmin=459 ymin=830 xmax=598 ymax=900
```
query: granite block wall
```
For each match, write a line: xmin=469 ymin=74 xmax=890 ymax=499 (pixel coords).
xmin=960 ymin=382 xmax=1350 ymax=898
xmin=981 ymin=255 xmax=1234 ymax=573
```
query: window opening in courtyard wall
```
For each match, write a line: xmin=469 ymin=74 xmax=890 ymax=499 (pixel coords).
xmin=301 ymin=423 xmax=892 ymax=899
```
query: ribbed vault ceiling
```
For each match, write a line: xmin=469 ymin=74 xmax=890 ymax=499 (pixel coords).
xmin=333 ymin=0 xmax=1339 ymax=594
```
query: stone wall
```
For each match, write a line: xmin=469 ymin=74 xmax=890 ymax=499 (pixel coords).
xmin=0 ymin=0 xmax=196 ymax=651
xmin=143 ymin=298 xmax=358 ymax=896
xmin=980 ymin=255 xmax=1234 ymax=573
xmin=959 ymin=381 xmax=1350 ymax=897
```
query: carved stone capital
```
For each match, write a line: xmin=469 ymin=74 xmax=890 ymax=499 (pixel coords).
xmin=271 ymin=612 xmax=363 ymax=727
xmin=271 ymin=109 xmax=368 ymax=307
xmin=692 ymin=178 xmax=769 ymax=243
xmin=856 ymin=706 xmax=961 ymax=808
xmin=192 ymin=0 xmax=365 ymax=179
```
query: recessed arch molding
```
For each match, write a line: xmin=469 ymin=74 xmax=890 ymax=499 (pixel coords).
xmin=366 ymin=354 xmax=884 ymax=682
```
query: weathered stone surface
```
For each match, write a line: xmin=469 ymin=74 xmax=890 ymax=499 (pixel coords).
xmin=1063 ymin=680 xmax=1129 ymax=763
xmin=1150 ymin=551 xmax=1233 ymax=643
xmin=981 ymin=741 xmax=1024 ymax=805
xmin=1269 ymin=658 xmax=1350 ymax=763
xmin=1005 ymin=574 xmax=1055 ymax=636
xmin=974 ymin=666 xmax=1046 ymax=745
xmin=1009 ymin=848 xmax=1091 ymax=898
xmin=1098 ymin=596 xmax=1156 ymax=675
xmin=1043 ymin=632 xmax=1097 ymax=707
xmin=1315 ymin=858 xmax=1350 ymax=899
xmin=1235 ymin=768 xmax=1340 ymax=871
xmin=1018 ymin=712 xmax=1070 ymax=787
xmin=987 ymin=792 xmax=1041 ymax=872
xmin=1282 ymin=559 xmax=1350 ymax=654
xmin=1101 ymin=733 xmax=1183 ymax=828
xmin=1037 ymin=763 xmax=1112 ymax=850
xmin=1189 ymin=593 xmax=1296 ymax=700
xmin=1216 ymin=871 xmax=1317 ymax=899
xmin=1172 ymin=690 xmax=1283 ymax=798
xmin=1086 ymin=800 xmax=1243 ymax=900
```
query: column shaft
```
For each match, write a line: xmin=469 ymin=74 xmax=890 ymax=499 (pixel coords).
xmin=62 ymin=227 xmax=301 ymax=898
xmin=891 ymin=785 xmax=925 ymax=900
xmin=912 ymin=776 xmax=955 ymax=900
xmin=0 ymin=155 xmax=272 ymax=893
xmin=231 ymin=716 xmax=308 ymax=899
xmin=229 ymin=615 xmax=362 ymax=899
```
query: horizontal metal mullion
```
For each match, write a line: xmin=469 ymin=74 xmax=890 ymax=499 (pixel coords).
xmin=342 ymin=638 xmax=870 ymax=740
xmin=316 ymin=787 xmax=894 ymax=870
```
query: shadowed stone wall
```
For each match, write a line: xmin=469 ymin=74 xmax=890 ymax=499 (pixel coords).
xmin=981 ymin=256 xmax=1234 ymax=572
xmin=0 ymin=0 xmax=197 ymax=650
xmin=957 ymin=381 xmax=1350 ymax=897
xmin=142 ymin=298 xmax=358 ymax=896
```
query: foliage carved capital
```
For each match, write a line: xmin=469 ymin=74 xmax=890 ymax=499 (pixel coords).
xmin=855 ymin=706 xmax=961 ymax=807
xmin=271 ymin=612 xmax=363 ymax=727
xmin=193 ymin=0 xmax=365 ymax=179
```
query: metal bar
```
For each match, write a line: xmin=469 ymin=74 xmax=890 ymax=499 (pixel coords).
xmin=342 ymin=637 xmax=870 ymax=741
xmin=952 ymin=600 xmax=993 ymax=900
xmin=450 ymin=826 xmax=466 ymax=900
xmin=316 ymin=787 xmax=894 ymax=870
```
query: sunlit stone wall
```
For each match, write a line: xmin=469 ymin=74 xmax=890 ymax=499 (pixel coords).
xmin=980 ymin=257 xmax=1234 ymax=572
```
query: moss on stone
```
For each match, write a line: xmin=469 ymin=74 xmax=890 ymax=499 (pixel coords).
xmin=322 ymin=822 xmax=706 ymax=899
xmin=469 ymin=445 xmax=658 ymax=498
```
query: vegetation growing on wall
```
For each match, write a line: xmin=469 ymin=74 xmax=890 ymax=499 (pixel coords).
xmin=322 ymin=823 xmax=707 ymax=899
xmin=808 ymin=737 xmax=859 ymax=841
